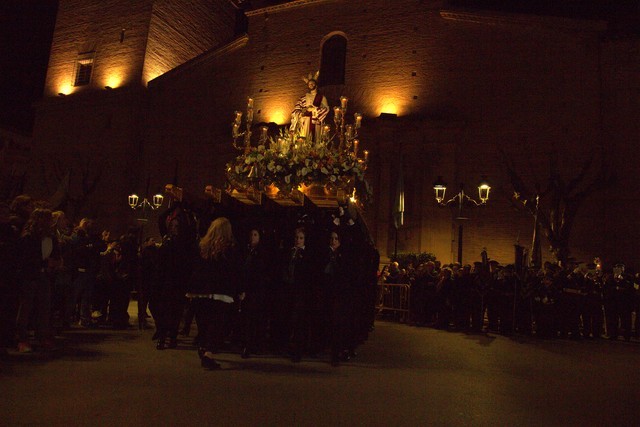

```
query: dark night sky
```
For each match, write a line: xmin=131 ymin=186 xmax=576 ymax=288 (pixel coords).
xmin=0 ymin=1 xmax=58 ymax=134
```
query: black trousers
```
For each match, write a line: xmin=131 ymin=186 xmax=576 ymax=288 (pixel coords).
xmin=193 ymin=298 xmax=232 ymax=353
xmin=150 ymin=288 xmax=186 ymax=340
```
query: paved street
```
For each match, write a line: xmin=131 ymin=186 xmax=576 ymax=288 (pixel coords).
xmin=2 ymin=308 xmax=640 ymax=426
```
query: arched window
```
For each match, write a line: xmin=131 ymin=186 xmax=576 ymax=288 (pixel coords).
xmin=319 ymin=34 xmax=346 ymax=87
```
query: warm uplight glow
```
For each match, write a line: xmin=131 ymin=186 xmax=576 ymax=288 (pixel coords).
xmin=268 ymin=110 xmax=287 ymax=125
xmin=57 ymin=83 xmax=73 ymax=96
xmin=379 ymin=101 xmax=398 ymax=116
xmin=105 ymin=74 xmax=123 ymax=89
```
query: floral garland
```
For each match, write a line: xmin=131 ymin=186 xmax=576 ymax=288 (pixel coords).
xmin=226 ymin=141 xmax=371 ymax=204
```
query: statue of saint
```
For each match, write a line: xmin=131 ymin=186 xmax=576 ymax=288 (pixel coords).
xmin=290 ymin=71 xmax=329 ymax=142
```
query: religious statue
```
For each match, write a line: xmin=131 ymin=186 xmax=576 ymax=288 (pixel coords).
xmin=290 ymin=71 xmax=329 ymax=142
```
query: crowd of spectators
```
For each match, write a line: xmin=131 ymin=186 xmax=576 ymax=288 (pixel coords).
xmin=4 ymin=192 xmax=637 ymax=372
xmin=381 ymin=256 xmax=640 ymax=340
xmin=0 ymin=194 xmax=379 ymax=369
xmin=0 ymin=195 xmax=141 ymax=355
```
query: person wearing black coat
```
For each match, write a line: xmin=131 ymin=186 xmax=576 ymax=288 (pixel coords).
xmin=152 ymin=209 xmax=197 ymax=350
xmin=15 ymin=208 xmax=61 ymax=352
xmin=0 ymin=203 xmax=19 ymax=353
xmin=187 ymin=217 xmax=244 ymax=370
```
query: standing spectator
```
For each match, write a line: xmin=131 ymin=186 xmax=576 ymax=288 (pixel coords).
xmin=583 ymin=267 xmax=604 ymax=339
xmin=108 ymin=229 xmax=138 ymax=329
xmin=9 ymin=194 xmax=34 ymax=234
xmin=633 ymin=273 xmax=640 ymax=339
xmin=533 ymin=269 xmax=560 ymax=338
xmin=152 ymin=208 xmax=197 ymax=350
xmin=15 ymin=209 xmax=61 ymax=352
xmin=0 ymin=202 xmax=19 ymax=354
xmin=68 ymin=218 xmax=102 ymax=327
xmin=51 ymin=211 xmax=73 ymax=330
xmin=434 ymin=267 xmax=454 ymax=329
xmin=138 ymin=237 xmax=158 ymax=330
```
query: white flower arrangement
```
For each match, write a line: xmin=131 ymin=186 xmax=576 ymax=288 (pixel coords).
xmin=226 ymin=137 xmax=368 ymax=201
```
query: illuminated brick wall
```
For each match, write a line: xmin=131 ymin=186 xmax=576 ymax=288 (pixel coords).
xmin=43 ymin=0 xmax=154 ymax=96
xmin=33 ymin=0 xmax=238 ymax=232
xmin=144 ymin=0 xmax=628 ymax=265
xmin=32 ymin=0 xmax=640 ymax=267
xmin=142 ymin=0 xmax=237 ymax=85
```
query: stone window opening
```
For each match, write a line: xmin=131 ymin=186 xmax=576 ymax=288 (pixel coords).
xmin=319 ymin=34 xmax=347 ymax=87
xmin=74 ymin=52 xmax=95 ymax=86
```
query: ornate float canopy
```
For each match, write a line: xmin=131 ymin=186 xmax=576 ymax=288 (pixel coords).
xmin=226 ymin=77 xmax=371 ymax=208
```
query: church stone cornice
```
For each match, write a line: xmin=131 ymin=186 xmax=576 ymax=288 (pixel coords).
xmin=440 ymin=9 xmax=607 ymax=33
xmin=245 ymin=0 xmax=336 ymax=17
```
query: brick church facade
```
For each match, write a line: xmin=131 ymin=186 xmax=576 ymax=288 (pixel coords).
xmin=30 ymin=0 xmax=640 ymax=267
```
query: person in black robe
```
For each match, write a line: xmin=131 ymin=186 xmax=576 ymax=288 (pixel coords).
xmin=239 ymin=228 xmax=269 ymax=358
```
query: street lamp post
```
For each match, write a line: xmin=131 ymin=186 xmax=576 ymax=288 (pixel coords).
xmin=127 ymin=192 xmax=164 ymax=244
xmin=433 ymin=176 xmax=490 ymax=264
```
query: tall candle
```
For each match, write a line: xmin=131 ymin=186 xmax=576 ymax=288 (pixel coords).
xmin=364 ymin=150 xmax=369 ymax=162
xmin=353 ymin=139 xmax=359 ymax=156
xmin=340 ymin=96 xmax=348 ymax=109
xmin=354 ymin=113 xmax=362 ymax=129
xmin=345 ymin=125 xmax=353 ymax=140
xmin=247 ymin=97 xmax=254 ymax=109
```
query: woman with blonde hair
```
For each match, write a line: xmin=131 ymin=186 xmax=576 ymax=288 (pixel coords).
xmin=187 ymin=217 xmax=244 ymax=370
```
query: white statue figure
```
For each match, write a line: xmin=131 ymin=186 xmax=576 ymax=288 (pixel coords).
xmin=290 ymin=71 xmax=329 ymax=142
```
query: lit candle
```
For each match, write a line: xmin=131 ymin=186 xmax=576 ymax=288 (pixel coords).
xmin=333 ymin=106 xmax=341 ymax=120
xmin=261 ymin=126 xmax=268 ymax=140
xmin=345 ymin=125 xmax=353 ymax=140
xmin=354 ymin=113 xmax=362 ymax=129
xmin=247 ymin=97 xmax=254 ymax=109
xmin=340 ymin=96 xmax=348 ymax=109
xmin=353 ymin=139 xmax=359 ymax=156
xmin=323 ymin=124 xmax=330 ymax=134
xmin=364 ymin=150 xmax=369 ymax=162
xmin=232 ymin=123 xmax=240 ymax=137
xmin=247 ymin=108 xmax=253 ymax=123
xmin=234 ymin=111 xmax=242 ymax=123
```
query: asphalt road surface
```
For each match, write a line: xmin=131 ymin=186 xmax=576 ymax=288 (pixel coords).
xmin=2 ymin=312 xmax=640 ymax=426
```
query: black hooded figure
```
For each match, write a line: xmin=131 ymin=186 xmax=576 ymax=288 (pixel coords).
xmin=238 ymin=227 xmax=270 ymax=358
xmin=319 ymin=227 xmax=357 ymax=366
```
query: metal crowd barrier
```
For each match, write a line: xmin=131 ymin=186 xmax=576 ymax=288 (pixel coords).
xmin=376 ymin=283 xmax=411 ymax=322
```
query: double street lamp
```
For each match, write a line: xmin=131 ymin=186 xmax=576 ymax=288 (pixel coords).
xmin=127 ymin=193 xmax=164 ymax=216
xmin=127 ymin=192 xmax=164 ymax=246
xmin=433 ymin=176 xmax=491 ymax=263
